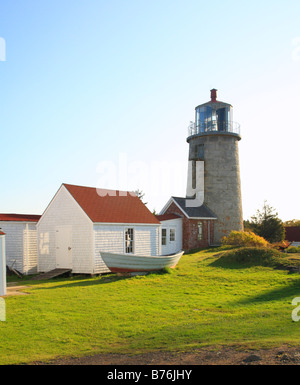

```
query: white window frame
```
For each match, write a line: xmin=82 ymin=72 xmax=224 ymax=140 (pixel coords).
xmin=198 ymin=222 xmax=203 ymax=241
xmin=125 ymin=228 xmax=134 ymax=254
xmin=170 ymin=228 xmax=176 ymax=242
xmin=162 ymin=228 xmax=167 ymax=246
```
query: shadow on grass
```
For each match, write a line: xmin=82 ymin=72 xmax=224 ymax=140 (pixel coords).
xmin=232 ymin=278 xmax=300 ymax=305
xmin=188 ymin=245 xmax=237 ymax=255
xmin=209 ymin=258 xmax=267 ymax=270
xmin=26 ymin=269 xmax=173 ymax=291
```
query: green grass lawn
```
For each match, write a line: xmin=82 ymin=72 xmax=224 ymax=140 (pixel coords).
xmin=1 ymin=247 xmax=300 ymax=364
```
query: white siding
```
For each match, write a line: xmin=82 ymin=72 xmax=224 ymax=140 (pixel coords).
xmin=0 ymin=235 xmax=6 ymax=296
xmin=37 ymin=185 xmax=94 ymax=274
xmin=93 ymin=224 xmax=160 ymax=273
xmin=23 ymin=224 xmax=38 ymax=274
xmin=0 ymin=222 xmax=38 ymax=275
xmin=160 ymin=218 xmax=183 ymax=255
xmin=134 ymin=226 xmax=160 ymax=256
xmin=0 ymin=222 xmax=25 ymax=273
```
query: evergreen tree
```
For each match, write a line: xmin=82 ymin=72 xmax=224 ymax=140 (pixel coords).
xmin=248 ymin=201 xmax=285 ymax=243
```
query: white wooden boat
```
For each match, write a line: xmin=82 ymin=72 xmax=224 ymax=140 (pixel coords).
xmin=100 ymin=250 xmax=184 ymax=273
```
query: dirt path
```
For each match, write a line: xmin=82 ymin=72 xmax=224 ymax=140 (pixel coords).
xmin=34 ymin=345 xmax=300 ymax=365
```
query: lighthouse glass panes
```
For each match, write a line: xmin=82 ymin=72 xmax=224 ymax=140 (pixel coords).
xmin=195 ymin=105 xmax=232 ymax=133
xmin=125 ymin=228 xmax=134 ymax=253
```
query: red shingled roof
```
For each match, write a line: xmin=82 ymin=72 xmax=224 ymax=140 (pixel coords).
xmin=0 ymin=214 xmax=41 ymax=222
xmin=63 ymin=184 xmax=160 ymax=224
xmin=156 ymin=213 xmax=182 ymax=221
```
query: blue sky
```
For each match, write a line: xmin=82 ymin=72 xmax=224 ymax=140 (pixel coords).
xmin=0 ymin=0 xmax=299 ymax=221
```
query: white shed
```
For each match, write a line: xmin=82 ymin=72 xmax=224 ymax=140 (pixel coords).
xmin=0 ymin=214 xmax=40 ymax=275
xmin=37 ymin=183 xmax=162 ymax=274
xmin=0 ymin=230 xmax=6 ymax=296
xmin=156 ymin=214 xmax=183 ymax=255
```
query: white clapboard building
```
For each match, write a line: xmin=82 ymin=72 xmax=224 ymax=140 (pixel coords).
xmin=0 ymin=230 xmax=6 ymax=296
xmin=155 ymin=214 xmax=183 ymax=256
xmin=0 ymin=214 xmax=40 ymax=275
xmin=37 ymin=184 xmax=163 ymax=275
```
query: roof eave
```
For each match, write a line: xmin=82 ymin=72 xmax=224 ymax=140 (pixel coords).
xmin=93 ymin=222 xmax=160 ymax=226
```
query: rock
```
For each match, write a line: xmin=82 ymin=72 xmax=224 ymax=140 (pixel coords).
xmin=243 ymin=354 xmax=262 ymax=363
xmin=280 ymin=354 xmax=291 ymax=362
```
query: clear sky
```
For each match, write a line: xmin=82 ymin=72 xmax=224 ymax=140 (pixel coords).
xmin=0 ymin=0 xmax=299 ymax=221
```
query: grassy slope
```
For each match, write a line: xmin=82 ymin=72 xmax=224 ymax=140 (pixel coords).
xmin=1 ymin=248 xmax=300 ymax=364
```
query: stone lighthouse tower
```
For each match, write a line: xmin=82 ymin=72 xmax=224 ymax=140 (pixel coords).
xmin=186 ymin=89 xmax=243 ymax=244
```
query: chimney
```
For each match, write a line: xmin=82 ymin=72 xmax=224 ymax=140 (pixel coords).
xmin=210 ymin=88 xmax=217 ymax=102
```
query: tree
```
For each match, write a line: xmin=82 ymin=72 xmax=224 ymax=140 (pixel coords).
xmin=284 ymin=219 xmax=300 ymax=227
xmin=248 ymin=201 xmax=285 ymax=243
xmin=134 ymin=189 xmax=148 ymax=205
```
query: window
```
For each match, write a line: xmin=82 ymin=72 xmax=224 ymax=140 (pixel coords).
xmin=170 ymin=229 xmax=175 ymax=242
xmin=162 ymin=229 xmax=167 ymax=246
xmin=217 ymin=107 xmax=226 ymax=131
xmin=125 ymin=228 xmax=134 ymax=253
xmin=195 ymin=104 xmax=232 ymax=133
xmin=198 ymin=222 xmax=203 ymax=240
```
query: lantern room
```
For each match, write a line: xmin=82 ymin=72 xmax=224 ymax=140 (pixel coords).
xmin=188 ymin=89 xmax=240 ymax=138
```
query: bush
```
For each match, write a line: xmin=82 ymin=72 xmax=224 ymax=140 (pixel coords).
xmin=221 ymin=231 xmax=269 ymax=248
xmin=213 ymin=247 xmax=286 ymax=268
xmin=286 ymin=246 xmax=300 ymax=254
xmin=271 ymin=240 xmax=291 ymax=251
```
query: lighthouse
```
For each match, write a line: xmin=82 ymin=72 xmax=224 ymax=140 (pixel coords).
xmin=186 ymin=89 xmax=243 ymax=244
xmin=159 ymin=89 xmax=243 ymax=251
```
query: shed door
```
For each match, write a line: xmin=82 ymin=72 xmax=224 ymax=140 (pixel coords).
xmin=55 ymin=226 xmax=72 ymax=269
xmin=161 ymin=227 xmax=178 ymax=256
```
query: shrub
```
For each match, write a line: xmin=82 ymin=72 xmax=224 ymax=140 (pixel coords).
xmin=221 ymin=231 xmax=269 ymax=248
xmin=213 ymin=247 xmax=286 ymax=268
xmin=271 ymin=240 xmax=291 ymax=251
xmin=286 ymin=246 xmax=300 ymax=254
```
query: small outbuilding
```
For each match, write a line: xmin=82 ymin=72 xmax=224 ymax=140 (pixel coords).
xmin=0 ymin=230 xmax=6 ymax=296
xmin=0 ymin=214 xmax=41 ymax=275
xmin=159 ymin=196 xmax=217 ymax=250
xmin=155 ymin=213 xmax=183 ymax=255
xmin=37 ymin=183 xmax=162 ymax=274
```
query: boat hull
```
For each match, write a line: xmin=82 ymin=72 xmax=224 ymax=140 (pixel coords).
xmin=100 ymin=251 xmax=184 ymax=273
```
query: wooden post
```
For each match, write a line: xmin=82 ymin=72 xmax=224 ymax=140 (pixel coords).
xmin=0 ymin=231 xmax=6 ymax=296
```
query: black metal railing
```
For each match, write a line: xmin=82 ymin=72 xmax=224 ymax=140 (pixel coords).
xmin=187 ymin=121 xmax=240 ymax=137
